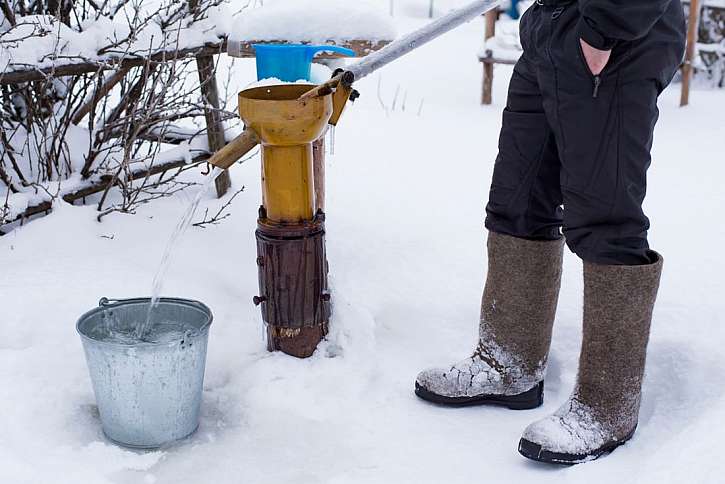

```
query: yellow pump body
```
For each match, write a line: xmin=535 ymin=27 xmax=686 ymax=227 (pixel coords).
xmin=238 ymin=85 xmax=333 ymax=223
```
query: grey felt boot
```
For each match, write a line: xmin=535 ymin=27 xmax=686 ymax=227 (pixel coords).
xmin=519 ymin=252 xmax=664 ymax=464
xmin=415 ymin=232 xmax=564 ymax=410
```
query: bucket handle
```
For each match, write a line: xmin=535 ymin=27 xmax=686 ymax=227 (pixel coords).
xmin=98 ymin=297 xmax=148 ymax=307
xmin=98 ymin=297 xmax=210 ymax=312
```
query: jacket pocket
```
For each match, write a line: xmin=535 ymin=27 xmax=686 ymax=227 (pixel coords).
xmin=576 ymin=36 xmax=604 ymax=98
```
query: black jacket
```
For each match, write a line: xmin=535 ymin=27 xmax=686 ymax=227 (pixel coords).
xmin=577 ymin=0 xmax=680 ymax=49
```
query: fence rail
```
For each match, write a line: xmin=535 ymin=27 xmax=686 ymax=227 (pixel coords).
xmin=0 ymin=39 xmax=388 ymax=85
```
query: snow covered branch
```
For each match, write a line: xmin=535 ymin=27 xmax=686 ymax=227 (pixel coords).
xmin=0 ymin=0 xmax=247 ymax=228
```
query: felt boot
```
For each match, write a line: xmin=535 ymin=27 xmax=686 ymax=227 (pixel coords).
xmin=415 ymin=232 xmax=564 ymax=410
xmin=519 ymin=252 xmax=663 ymax=464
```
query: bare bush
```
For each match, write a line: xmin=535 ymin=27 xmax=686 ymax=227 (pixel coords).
xmin=0 ymin=0 xmax=244 ymax=227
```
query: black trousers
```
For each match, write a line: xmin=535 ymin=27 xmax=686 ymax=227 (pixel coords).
xmin=485 ymin=1 xmax=686 ymax=265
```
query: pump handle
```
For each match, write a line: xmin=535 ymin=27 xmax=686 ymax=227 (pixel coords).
xmin=208 ymin=129 xmax=260 ymax=170
xmin=299 ymin=0 xmax=501 ymax=101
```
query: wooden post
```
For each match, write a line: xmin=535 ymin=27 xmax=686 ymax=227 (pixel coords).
xmin=429 ymin=0 xmax=435 ymax=18
xmin=188 ymin=0 xmax=230 ymax=197
xmin=312 ymin=137 xmax=326 ymax=213
xmin=310 ymin=58 xmax=336 ymax=214
xmin=196 ymin=55 xmax=231 ymax=197
xmin=680 ymin=0 xmax=701 ymax=107
xmin=482 ymin=10 xmax=496 ymax=105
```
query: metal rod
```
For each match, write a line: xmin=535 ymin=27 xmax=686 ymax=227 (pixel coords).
xmin=348 ymin=0 xmax=500 ymax=81
xmin=300 ymin=0 xmax=500 ymax=100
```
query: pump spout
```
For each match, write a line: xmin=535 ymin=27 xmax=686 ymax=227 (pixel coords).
xmin=208 ymin=129 xmax=260 ymax=170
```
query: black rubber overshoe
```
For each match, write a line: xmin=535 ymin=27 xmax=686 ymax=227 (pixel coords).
xmin=414 ymin=381 xmax=544 ymax=410
xmin=518 ymin=427 xmax=637 ymax=465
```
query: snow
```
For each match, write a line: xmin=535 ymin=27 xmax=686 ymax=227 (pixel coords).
xmin=229 ymin=1 xmax=396 ymax=43
xmin=2 ymin=2 xmax=725 ymax=483
xmin=79 ymin=16 xmax=164 ymax=56
xmin=0 ymin=130 xmax=208 ymax=223
xmin=164 ymin=5 xmax=237 ymax=51
xmin=480 ymin=17 xmax=522 ymax=62
xmin=702 ymin=0 xmax=725 ymax=8
xmin=417 ymin=321 xmax=545 ymax=398
xmin=0 ymin=15 xmax=91 ymax=66
xmin=245 ymin=64 xmax=334 ymax=88
xmin=522 ymin=398 xmax=607 ymax=456
xmin=0 ymin=14 xmax=165 ymax=72
xmin=1 ymin=1 xmax=394 ymax=75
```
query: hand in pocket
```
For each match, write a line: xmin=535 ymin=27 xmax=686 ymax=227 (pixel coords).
xmin=579 ymin=39 xmax=611 ymax=75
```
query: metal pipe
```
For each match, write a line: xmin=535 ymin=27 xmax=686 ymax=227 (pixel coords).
xmin=349 ymin=0 xmax=499 ymax=80
xmin=300 ymin=0 xmax=500 ymax=100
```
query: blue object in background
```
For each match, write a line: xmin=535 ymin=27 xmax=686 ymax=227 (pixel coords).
xmin=506 ymin=0 xmax=521 ymax=19
xmin=253 ymin=44 xmax=356 ymax=82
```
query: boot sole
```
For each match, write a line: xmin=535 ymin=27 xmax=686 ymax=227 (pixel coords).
xmin=518 ymin=426 xmax=637 ymax=465
xmin=414 ymin=381 xmax=544 ymax=410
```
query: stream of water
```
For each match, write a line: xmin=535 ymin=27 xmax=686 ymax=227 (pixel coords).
xmin=133 ymin=167 xmax=225 ymax=340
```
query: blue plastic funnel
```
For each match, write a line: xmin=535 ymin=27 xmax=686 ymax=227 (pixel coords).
xmin=253 ymin=44 xmax=356 ymax=82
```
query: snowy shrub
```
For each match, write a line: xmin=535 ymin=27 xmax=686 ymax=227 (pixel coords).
xmin=697 ymin=2 xmax=725 ymax=87
xmin=0 ymin=0 xmax=244 ymax=228
xmin=685 ymin=0 xmax=725 ymax=88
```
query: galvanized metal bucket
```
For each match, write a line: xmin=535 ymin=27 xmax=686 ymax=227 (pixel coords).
xmin=77 ymin=297 xmax=213 ymax=449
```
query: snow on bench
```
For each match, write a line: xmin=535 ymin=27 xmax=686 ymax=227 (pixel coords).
xmin=229 ymin=1 xmax=395 ymax=52
xmin=478 ymin=17 xmax=521 ymax=65
xmin=0 ymin=2 xmax=396 ymax=85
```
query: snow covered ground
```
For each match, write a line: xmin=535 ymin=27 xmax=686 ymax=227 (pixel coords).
xmin=2 ymin=2 xmax=725 ymax=483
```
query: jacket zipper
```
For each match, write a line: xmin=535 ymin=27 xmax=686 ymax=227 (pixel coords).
xmin=592 ymin=75 xmax=601 ymax=98
xmin=577 ymin=40 xmax=603 ymax=98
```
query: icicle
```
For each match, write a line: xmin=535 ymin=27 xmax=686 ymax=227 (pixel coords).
xmin=329 ymin=125 xmax=336 ymax=156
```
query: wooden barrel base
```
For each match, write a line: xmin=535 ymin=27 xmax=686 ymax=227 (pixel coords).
xmin=255 ymin=213 xmax=331 ymax=358
xmin=266 ymin=323 xmax=329 ymax=358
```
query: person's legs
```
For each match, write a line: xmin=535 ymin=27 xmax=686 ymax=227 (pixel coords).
xmin=415 ymin=47 xmax=566 ymax=408
xmin=485 ymin=59 xmax=563 ymax=241
xmin=520 ymin=252 xmax=663 ymax=463
xmin=555 ymin=55 xmax=662 ymax=265
xmin=517 ymin=1 xmax=685 ymax=463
